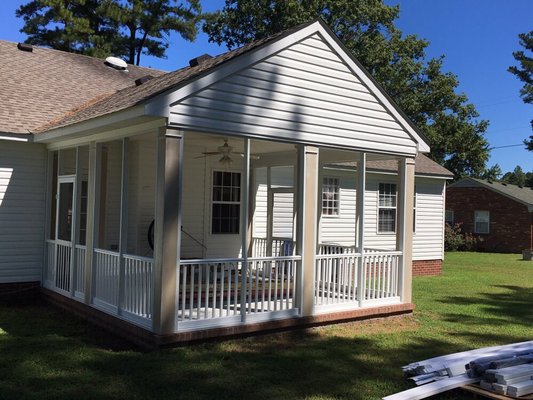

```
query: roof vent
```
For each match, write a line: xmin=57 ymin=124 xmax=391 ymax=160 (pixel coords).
xmin=502 ymin=182 xmax=507 ymax=186
xmin=135 ymin=75 xmax=154 ymax=86
xmin=105 ymin=56 xmax=128 ymax=71
xmin=17 ymin=43 xmax=33 ymax=52
xmin=189 ymin=53 xmax=212 ymax=67
xmin=518 ymin=185 xmax=523 ymax=188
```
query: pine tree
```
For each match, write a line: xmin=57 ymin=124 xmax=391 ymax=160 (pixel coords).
xmin=16 ymin=0 xmax=202 ymax=65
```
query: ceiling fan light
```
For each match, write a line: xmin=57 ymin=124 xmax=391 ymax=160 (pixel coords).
xmin=219 ymin=154 xmax=233 ymax=166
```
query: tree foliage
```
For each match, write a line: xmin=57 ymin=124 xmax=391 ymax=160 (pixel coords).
xmin=480 ymin=164 xmax=502 ymax=182
xmin=204 ymin=0 xmax=490 ymax=178
xmin=16 ymin=0 xmax=201 ymax=65
xmin=508 ymin=31 xmax=533 ymax=151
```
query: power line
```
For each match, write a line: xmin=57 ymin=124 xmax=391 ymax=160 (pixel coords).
xmin=489 ymin=143 xmax=525 ymax=150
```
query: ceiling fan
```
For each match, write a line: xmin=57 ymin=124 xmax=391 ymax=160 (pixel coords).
xmin=196 ymin=139 xmax=259 ymax=166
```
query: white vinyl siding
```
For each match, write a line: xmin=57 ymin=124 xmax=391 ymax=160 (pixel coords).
xmin=0 ymin=141 xmax=46 ymax=282
xmin=169 ymin=34 xmax=418 ymax=156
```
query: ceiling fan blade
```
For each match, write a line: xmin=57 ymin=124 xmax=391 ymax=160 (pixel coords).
xmin=236 ymin=152 xmax=260 ymax=159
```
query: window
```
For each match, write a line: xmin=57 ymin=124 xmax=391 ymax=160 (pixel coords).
xmin=322 ymin=177 xmax=340 ymax=216
xmin=212 ymin=171 xmax=241 ymax=234
xmin=378 ymin=183 xmax=397 ymax=233
xmin=445 ymin=210 xmax=454 ymax=225
xmin=474 ymin=210 xmax=490 ymax=234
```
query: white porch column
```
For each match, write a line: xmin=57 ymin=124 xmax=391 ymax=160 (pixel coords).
xmin=153 ymin=127 xmax=183 ymax=335
xmin=397 ymin=157 xmax=416 ymax=303
xmin=117 ymin=138 xmax=129 ymax=315
xmin=70 ymin=147 xmax=81 ymax=297
xmin=356 ymin=153 xmax=366 ymax=307
xmin=299 ymin=146 xmax=319 ymax=316
xmin=84 ymin=142 xmax=101 ymax=304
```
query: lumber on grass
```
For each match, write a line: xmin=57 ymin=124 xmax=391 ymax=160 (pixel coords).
xmin=382 ymin=375 xmax=479 ymax=400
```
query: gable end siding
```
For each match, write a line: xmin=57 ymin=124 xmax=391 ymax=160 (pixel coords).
xmin=169 ymin=34 xmax=418 ymax=156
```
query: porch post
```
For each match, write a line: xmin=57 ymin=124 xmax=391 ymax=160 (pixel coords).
xmin=299 ymin=146 xmax=319 ymax=316
xmin=70 ymin=147 xmax=81 ymax=297
xmin=397 ymin=157 xmax=415 ymax=303
xmin=356 ymin=153 xmax=366 ymax=307
xmin=83 ymin=142 xmax=101 ymax=304
xmin=153 ymin=127 xmax=183 ymax=335
xmin=117 ymin=138 xmax=129 ymax=315
xmin=241 ymin=138 xmax=250 ymax=323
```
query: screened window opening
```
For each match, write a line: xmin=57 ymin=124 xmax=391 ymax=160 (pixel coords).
xmin=322 ymin=177 xmax=340 ymax=216
xmin=378 ymin=183 xmax=397 ymax=233
xmin=212 ymin=171 xmax=241 ymax=234
xmin=474 ymin=210 xmax=490 ymax=234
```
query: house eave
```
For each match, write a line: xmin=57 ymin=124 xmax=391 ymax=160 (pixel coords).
xmin=33 ymin=105 xmax=149 ymax=144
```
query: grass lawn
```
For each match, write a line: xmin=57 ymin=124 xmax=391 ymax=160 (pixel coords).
xmin=1 ymin=252 xmax=531 ymax=400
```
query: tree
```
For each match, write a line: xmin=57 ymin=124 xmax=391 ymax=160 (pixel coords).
xmin=501 ymin=165 xmax=527 ymax=187
xmin=16 ymin=0 xmax=202 ymax=65
xmin=508 ymin=31 xmax=533 ymax=151
xmin=480 ymin=164 xmax=502 ymax=182
xmin=204 ymin=0 xmax=490 ymax=178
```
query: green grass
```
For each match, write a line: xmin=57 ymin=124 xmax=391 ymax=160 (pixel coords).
xmin=1 ymin=252 xmax=531 ymax=400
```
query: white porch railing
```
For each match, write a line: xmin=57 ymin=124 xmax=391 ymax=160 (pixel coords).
xmin=314 ymin=247 xmax=401 ymax=310
xmin=317 ymin=243 xmax=357 ymax=255
xmin=93 ymin=249 xmax=120 ymax=309
xmin=176 ymin=256 xmax=301 ymax=330
xmin=315 ymin=253 xmax=360 ymax=306
xmin=74 ymin=245 xmax=86 ymax=299
xmin=123 ymin=254 xmax=154 ymax=320
xmin=251 ymin=237 xmax=295 ymax=257
xmin=362 ymin=251 xmax=401 ymax=301
xmin=92 ymin=249 xmax=154 ymax=327
xmin=45 ymin=240 xmax=84 ymax=295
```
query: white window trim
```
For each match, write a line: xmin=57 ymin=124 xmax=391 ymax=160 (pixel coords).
xmin=210 ymin=169 xmax=242 ymax=235
xmin=377 ymin=182 xmax=397 ymax=235
xmin=321 ymin=176 xmax=341 ymax=218
xmin=474 ymin=210 xmax=490 ymax=234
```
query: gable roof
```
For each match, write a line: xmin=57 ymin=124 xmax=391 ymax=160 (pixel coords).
xmin=0 ymin=40 xmax=165 ymax=135
xmin=448 ymin=177 xmax=533 ymax=209
xmin=31 ymin=20 xmax=430 ymax=154
xmin=328 ymin=153 xmax=453 ymax=178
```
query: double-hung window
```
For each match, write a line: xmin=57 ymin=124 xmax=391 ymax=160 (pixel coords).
xmin=322 ymin=177 xmax=340 ymax=216
xmin=474 ymin=210 xmax=490 ymax=234
xmin=378 ymin=183 xmax=397 ymax=233
xmin=445 ymin=210 xmax=454 ymax=225
xmin=212 ymin=171 xmax=241 ymax=234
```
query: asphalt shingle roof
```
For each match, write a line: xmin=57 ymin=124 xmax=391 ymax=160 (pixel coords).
xmin=331 ymin=153 xmax=454 ymax=178
xmin=450 ymin=178 xmax=533 ymax=206
xmin=0 ymin=40 xmax=165 ymax=134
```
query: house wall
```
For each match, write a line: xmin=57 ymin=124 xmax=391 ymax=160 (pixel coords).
xmin=0 ymin=140 xmax=47 ymax=283
xmin=168 ymin=34 xmax=418 ymax=156
xmin=446 ymin=186 xmax=532 ymax=253
xmin=317 ymin=169 xmax=446 ymax=262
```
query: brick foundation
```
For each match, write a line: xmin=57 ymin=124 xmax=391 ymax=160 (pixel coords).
xmin=41 ymin=288 xmax=415 ymax=349
xmin=412 ymin=259 xmax=442 ymax=276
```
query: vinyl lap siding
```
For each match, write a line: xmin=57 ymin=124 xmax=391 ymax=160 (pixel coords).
xmin=0 ymin=141 xmax=46 ymax=282
xmin=413 ymin=178 xmax=445 ymax=260
xmin=169 ymin=34 xmax=417 ymax=156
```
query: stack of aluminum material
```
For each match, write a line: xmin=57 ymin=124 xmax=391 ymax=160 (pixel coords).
xmin=478 ymin=363 xmax=533 ymax=397
xmin=383 ymin=341 xmax=533 ymax=400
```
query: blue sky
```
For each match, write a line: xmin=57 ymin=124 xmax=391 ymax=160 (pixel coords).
xmin=1 ymin=0 xmax=531 ymax=173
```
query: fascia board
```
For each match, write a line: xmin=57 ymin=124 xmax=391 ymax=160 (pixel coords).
xmin=33 ymin=105 xmax=146 ymax=143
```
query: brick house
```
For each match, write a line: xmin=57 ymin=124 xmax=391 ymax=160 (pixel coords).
xmin=446 ymin=178 xmax=533 ymax=253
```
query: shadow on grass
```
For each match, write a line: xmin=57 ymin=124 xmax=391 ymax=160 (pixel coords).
xmin=438 ymin=284 xmax=533 ymax=329
xmin=0 ymin=301 xmax=474 ymax=400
